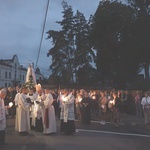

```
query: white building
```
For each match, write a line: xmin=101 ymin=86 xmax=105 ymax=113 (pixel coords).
xmin=0 ymin=55 xmax=43 ymax=88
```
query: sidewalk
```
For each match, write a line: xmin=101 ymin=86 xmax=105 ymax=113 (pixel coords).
xmin=91 ymin=113 xmax=149 ymax=128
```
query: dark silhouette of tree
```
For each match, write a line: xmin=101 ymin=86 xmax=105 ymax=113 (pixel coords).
xmin=47 ymin=1 xmax=75 ymax=83
xmin=90 ymin=0 xmax=141 ymax=88
xmin=46 ymin=0 xmax=150 ymax=88
xmin=128 ymin=0 xmax=150 ymax=80
xmin=73 ymin=10 xmax=95 ymax=83
xmin=46 ymin=0 xmax=95 ymax=85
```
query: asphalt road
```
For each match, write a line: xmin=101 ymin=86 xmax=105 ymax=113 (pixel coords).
xmin=1 ymin=116 xmax=150 ymax=150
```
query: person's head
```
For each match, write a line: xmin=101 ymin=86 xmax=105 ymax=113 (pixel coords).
xmin=83 ymin=90 xmax=89 ymax=98
xmin=144 ymin=91 xmax=149 ymax=97
xmin=136 ymin=91 xmax=140 ymax=95
xmin=37 ymin=89 xmax=42 ymax=95
xmin=100 ymin=91 xmax=105 ymax=97
xmin=8 ymin=87 xmax=13 ymax=92
xmin=18 ymin=88 xmax=22 ymax=93
xmin=16 ymin=86 xmax=19 ymax=91
xmin=112 ymin=92 xmax=117 ymax=99
xmin=0 ymin=88 xmax=7 ymax=99
xmin=21 ymin=87 xmax=27 ymax=94
xmin=28 ymin=88 xmax=34 ymax=94
xmin=45 ymin=88 xmax=50 ymax=94
xmin=63 ymin=89 xmax=69 ymax=96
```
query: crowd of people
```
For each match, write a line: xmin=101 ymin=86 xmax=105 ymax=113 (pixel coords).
xmin=0 ymin=85 xmax=150 ymax=147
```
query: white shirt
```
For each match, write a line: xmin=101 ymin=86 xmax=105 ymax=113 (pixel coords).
xmin=141 ymin=96 xmax=150 ymax=106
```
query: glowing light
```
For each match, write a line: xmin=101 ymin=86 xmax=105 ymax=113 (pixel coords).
xmin=78 ymin=97 xmax=82 ymax=102
xmin=92 ymin=95 xmax=96 ymax=99
xmin=36 ymin=84 xmax=41 ymax=91
xmin=9 ymin=102 xmax=13 ymax=108
xmin=62 ymin=96 xmax=67 ymax=102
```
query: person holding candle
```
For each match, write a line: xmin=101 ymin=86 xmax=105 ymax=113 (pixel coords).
xmin=60 ymin=89 xmax=75 ymax=135
xmin=99 ymin=91 xmax=107 ymax=125
xmin=34 ymin=87 xmax=45 ymax=132
xmin=141 ymin=91 xmax=150 ymax=125
xmin=75 ymin=93 xmax=82 ymax=120
xmin=80 ymin=90 xmax=92 ymax=124
xmin=111 ymin=92 xmax=121 ymax=127
xmin=27 ymin=88 xmax=37 ymax=130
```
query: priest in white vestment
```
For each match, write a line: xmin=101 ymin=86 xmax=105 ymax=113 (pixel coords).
xmin=27 ymin=88 xmax=38 ymax=129
xmin=14 ymin=88 xmax=21 ymax=131
xmin=43 ymin=89 xmax=56 ymax=134
xmin=34 ymin=89 xmax=45 ymax=132
xmin=17 ymin=87 xmax=31 ymax=135
xmin=60 ymin=89 xmax=75 ymax=135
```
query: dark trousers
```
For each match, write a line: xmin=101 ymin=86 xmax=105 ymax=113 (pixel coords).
xmin=35 ymin=118 xmax=43 ymax=132
xmin=0 ymin=130 xmax=5 ymax=145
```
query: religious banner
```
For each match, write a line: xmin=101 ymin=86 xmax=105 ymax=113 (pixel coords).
xmin=25 ymin=64 xmax=37 ymax=89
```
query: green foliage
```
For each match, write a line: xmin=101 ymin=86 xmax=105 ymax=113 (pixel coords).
xmin=46 ymin=0 xmax=95 ymax=84
xmin=127 ymin=0 xmax=150 ymax=80
xmin=90 ymin=0 xmax=150 ymax=88
xmin=46 ymin=0 xmax=150 ymax=89
xmin=25 ymin=75 xmax=35 ymax=89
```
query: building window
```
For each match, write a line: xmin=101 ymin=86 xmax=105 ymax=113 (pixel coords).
xmin=8 ymin=83 xmax=11 ymax=87
xmin=14 ymin=73 xmax=16 ymax=80
xmin=5 ymin=71 xmax=7 ymax=79
xmin=15 ymin=63 xmax=17 ymax=69
xmin=5 ymin=83 xmax=7 ymax=87
xmin=0 ymin=70 xmax=1 ymax=79
xmin=23 ymin=75 xmax=24 ymax=81
xmin=9 ymin=72 xmax=11 ymax=79
xmin=20 ymin=75 xmax=21 ymax=80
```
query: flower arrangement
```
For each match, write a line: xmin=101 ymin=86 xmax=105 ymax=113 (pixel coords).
xmin=24 ymin=74 xmax=35 ymax=89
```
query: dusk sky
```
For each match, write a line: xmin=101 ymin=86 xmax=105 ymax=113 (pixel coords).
xmin=0 ymin=0 xmax=102 ymax=77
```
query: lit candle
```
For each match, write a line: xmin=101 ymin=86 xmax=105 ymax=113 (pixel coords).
xmin=78 ymin=97 xmax=82 ymax=102
xmin=92 ymin=95 xmax=96 ymax=99
xmin=9 ymin=102 xmax=13 ymax=108
xmin=62 ymin=96 xmax=67 ymax=102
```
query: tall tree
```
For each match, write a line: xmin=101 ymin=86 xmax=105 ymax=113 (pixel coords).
xmin=47 ymin=1 xmax=96 ymax=84
xmin=128 ymin=0 xmax=150 ymax=80
xmin=73 ymin=10 xmax=95 ymax=83
xmin=47 ymin=0 xmax=75 ymax=83
xmin=90 ymin=0 xmax=140 ymax=88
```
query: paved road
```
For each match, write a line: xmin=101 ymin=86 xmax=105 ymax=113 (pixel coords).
xmin=1 ymin=116 xmax=150 ymax=150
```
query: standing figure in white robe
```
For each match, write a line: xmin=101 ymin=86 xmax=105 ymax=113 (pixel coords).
xmin=0 ymin=89 xmax=7 ymax=146
xmin=14 ymin=88 xmax=21 ymax=131
xmin=43 ymin=89 xmax=56 ymax=134
xmin=27 ymin=88 xmax=37 ymax=129
xmin=60 ymin=89 xmax=75 ymax=135
xmin=34 ymin=89 xmax=45 ymax=132
xmin=17 ymin=87 xmax=30 ymax=136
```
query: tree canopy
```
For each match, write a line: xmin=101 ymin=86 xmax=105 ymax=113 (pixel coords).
xmin=46 ymin=0 xmax=150 ymax=89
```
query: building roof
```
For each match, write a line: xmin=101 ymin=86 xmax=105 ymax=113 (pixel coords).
xmin=20 ymin=66 xmax=27 ymax=71
xmin=0 ymin=54 xmax=44 ymax=78
xmin=0 ymin=60 xmax=12 ymax=67
xmin=1 ymin=54 xmax=18 ymax=64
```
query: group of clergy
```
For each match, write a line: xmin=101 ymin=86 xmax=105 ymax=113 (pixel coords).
xmin=14 ymin=85 xmax=76 ymax=136
xmin=14 ymin=85 xmax=57 ymax=135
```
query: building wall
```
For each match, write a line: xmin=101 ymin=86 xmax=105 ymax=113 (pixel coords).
xmin=0 ymin=64 xmax=13 ymax=87
xmin=0 ymin=55 xmax=43 ymax=88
